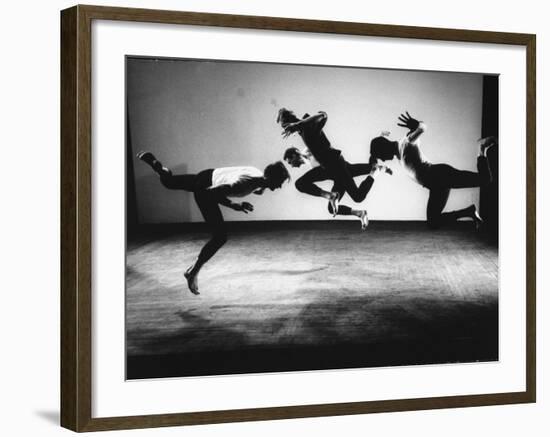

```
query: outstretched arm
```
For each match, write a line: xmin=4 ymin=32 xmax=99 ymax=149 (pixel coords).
xmin=300 ymin=111 xmax=327 ymax=130
xmin=282 ymin=111 xmax=327 ymax=138
xmin=359 ymin=164 xmax=393 ymax=197
xmin=408 ymin=122 xmax=426 ymax=143
xmin=397 ymin=112 xmax=426 ymax=143
xmin=210 ymin=186 xmax=255 ymax=213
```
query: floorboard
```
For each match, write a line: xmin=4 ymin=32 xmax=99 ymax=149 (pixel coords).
xmin=126 ymin=222 xmax=498 ymax=379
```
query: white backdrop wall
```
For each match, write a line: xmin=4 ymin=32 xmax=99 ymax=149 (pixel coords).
xmin=128 ymin=58 xmax=482 ymax=223
xmin=1 ymin=1 xmax=547 ymax=437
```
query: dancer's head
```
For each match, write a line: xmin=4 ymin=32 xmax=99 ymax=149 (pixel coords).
xmin=277 ymin=108 xmax=300 ymax=127
xmin=369 ymin=134 xmax=399 ymax=164
xmin=263 ymin=161 xmax=291 ymax=190
xmin=283 ymin=147 xmax=306 ymax=168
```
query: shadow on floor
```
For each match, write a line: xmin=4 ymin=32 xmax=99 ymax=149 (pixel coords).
xmin=127 ymin=289 xmax=498 ymax=380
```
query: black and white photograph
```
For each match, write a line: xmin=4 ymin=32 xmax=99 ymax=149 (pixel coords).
xmin=125 ymin=56 xmax=499 ymax=380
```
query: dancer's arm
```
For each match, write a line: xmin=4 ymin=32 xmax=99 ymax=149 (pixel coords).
xmin=282 ymin=111 xmax=327 ymax=137
xmin=212 ymin=190 xmax=254 ymax=213
xmin=301 ymin=148 xmax=314 ymax=162
xmin=397 ymin=112 xmax=426 ymax=143
xmin=210 ymin=178 xmax=260 ymax=212
xmin=407 ymin=122 xmax=426 ymax=143
xmin=358 ymin=165 xmax=391 ymax=197
xmin=300 ymin=111 xmax=327 ymax=130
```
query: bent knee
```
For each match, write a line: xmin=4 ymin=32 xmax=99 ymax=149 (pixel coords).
xmin=348 ymin=192 xmax=365 ymax=203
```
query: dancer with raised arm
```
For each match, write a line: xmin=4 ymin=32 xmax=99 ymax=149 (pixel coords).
xmin=277 ymin=108 xmax=389 ymax=220
xmin=137 ymin=151 xmax=290 ymax=295
xmin=368 ymin=112 xmax=496 ymax=229
xmin=284 ymin=146 xmax=390 ymax=230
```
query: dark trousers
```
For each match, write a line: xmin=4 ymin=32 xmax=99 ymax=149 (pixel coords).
xmin=160 ymin=169 xmax=227 ymax=264
xmin=295 ymin=162 xmax=374 ymax=215
xmin=324 ymin=156 xmax=375 ymax=203
xmin=424 ymin=156 xmax=491 ymax=229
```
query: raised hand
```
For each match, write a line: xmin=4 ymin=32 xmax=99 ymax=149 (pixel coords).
xmin=281 ymin=122 xmax=300 ymax=138
xmin=370 ymin=164 xmax=393 ymax=176
xmin=397 ymin=111 xmax=420 ymax=133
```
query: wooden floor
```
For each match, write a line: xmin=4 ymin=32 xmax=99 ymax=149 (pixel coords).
xmin=126 ymin=222 xmax=498 ymax=379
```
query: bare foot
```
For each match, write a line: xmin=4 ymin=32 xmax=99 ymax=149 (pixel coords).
xmin=470 ymin=205 xmax=483 ymax=230
xmin=184 ymin=267 xmax=200 ymax=295
xmin=359 ymin=210 xmax=369 ymax=231
xmin=479 ymin=137 xmax=497 ymax=156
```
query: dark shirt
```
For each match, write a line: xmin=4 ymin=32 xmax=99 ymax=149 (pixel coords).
xmin=298 ymin=122 xmax=342 ymax=167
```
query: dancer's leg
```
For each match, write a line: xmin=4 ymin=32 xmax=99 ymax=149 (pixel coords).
xmin=295 ymin=166 xmax=340 ymax=216
xmin=324 ymin=162 xmax=372 ymax=228
xmin=326 ymin=179 xmax=369 ymax=229
xmin=184 ymin=191 xmax=227 ymax=295
xmin=159 ymin=173 xmax=198 ymax=191
xmin=433 ymin=158 xmax=491 ymax=189
xmin=426 ymin=187 xmax=451 ymax=229
xmin=295 ymin=167 xmax=333 ymax=198
xmin=137 ymin=151 xmax=200 ymax=191
xmin=425 ymin=163 xmax=486 ymax=229
xmin=327 ymin=184 xmax=352 ymax=216
xmin=347 ymin=163 xmax=373 ymax=177
xmin=443 ymin=136 xmax=496 ymax=188
xmin=426 ymin=167 xmax=482 ymax=229
xmin=137 ymin=151 xmax=171 ymax=176
xmin=328 ymin=157 xmax=374 ymax=203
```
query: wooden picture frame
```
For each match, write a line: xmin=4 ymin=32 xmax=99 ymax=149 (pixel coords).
xmin=61 ymin=4 xmax=536 ymax=432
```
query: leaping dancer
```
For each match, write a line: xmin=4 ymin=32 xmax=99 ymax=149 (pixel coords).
xmin=137 ymin=151 xmax=290 ymax=295
xmin=368 ymin=112 xmax=496 ymax=229
xmin=277 ymin=108 xmax=389 ymax=227
xmin=283 ymin=146 xmax=390 ymax=230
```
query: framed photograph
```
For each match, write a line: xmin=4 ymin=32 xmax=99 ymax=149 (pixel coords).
xmin=60 ymin=4 xmax=536 ymax=432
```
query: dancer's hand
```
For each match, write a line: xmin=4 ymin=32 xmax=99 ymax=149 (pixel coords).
xmin=370 ymin=164 xmax=392 ymax=177
xmin=234 ymin=202 xmax=254 ymax=213
xmin=397 ymin=111 xmax=420 ymax=133
xmin=281 ymin=122 xmax=301 ymax=138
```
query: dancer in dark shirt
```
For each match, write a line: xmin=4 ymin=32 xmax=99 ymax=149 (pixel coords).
xmin=284 ymin=146 xmax=390 ymax=230
xmin=277 ymin=108 xmax=388 ymax=218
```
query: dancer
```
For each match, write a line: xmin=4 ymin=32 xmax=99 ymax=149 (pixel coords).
xmin=137 ymin=151 xmax=290 ymax=295
xmin=277 ymin=108 xmax=381 ymax=216
xmin=284 ymin=146 xmax=390 ymax=230
xmin=368 ymin=112 xmax=496 ymax=229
